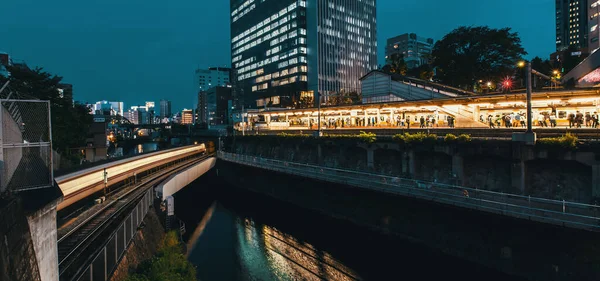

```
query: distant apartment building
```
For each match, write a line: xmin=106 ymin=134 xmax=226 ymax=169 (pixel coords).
xmin=556 ymin=0 xmax=588 ymax=52
xmin=230 ymin=0 xmax=378 ymax=109
xmin=181 ymin=109 xmax=194 ymax=124
xmin=91 ymin=101 xmax=124 ymax=116
xmin=195 ymin=67 xmax=232 ymax=91
xmin=159 ymin=99 xmax=172 ymax=118
xmin=124 ymin=104 xmax=155 ymax=125
xmin=206 ymin=86 xmax=233 ymax=127
xmin=385 ymin=33 xmax=434 ymax=69
xmin=57 ymin=83 xmax=73 ymax=100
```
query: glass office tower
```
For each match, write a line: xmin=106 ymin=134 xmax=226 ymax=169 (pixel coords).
xmin=230 ymin=0 xmax=377 ymax=109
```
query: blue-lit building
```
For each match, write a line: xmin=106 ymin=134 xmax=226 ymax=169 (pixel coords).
xmin=230 ymin=0 xmax=378 ymax=109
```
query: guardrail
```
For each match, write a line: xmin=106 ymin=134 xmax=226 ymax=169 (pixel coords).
xmin=218 ymin=152 xmax=600 ymax=232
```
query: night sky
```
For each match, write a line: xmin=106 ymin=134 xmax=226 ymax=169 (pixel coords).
xmin=0 ymin=0 xmax=554 ymax=112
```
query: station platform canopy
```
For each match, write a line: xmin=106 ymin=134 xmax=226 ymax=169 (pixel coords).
xmin=563 ymin=49 xmax=600 ymax=87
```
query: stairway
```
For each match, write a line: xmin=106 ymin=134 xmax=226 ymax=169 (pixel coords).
xmin=439 ymin=105 xmax=488 ymax=128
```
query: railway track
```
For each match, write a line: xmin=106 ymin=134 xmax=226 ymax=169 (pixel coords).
xmin=57 ymin=155 xmax=210 ymax=281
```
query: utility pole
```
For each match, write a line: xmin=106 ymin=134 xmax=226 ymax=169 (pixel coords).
xmin=513 ymin=61 xmax=537 ymax=145
xmin=103 ymin=168 xmax=108 ymax=196
xmin=526 ymin=62 xmax=533 ymax=133
xmin=316 ymin=91 xmax=322 ymax=137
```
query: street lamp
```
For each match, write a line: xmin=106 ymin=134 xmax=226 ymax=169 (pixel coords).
xmin=515 ymin=61 xmax=536 ymax=144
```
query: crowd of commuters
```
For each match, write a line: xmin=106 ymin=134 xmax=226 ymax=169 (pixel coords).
xmin=484 ymin=111 xmax=599 ymax=129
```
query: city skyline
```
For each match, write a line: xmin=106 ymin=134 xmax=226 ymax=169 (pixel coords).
xmin=0 ymin=0 xmax=554 ymax=112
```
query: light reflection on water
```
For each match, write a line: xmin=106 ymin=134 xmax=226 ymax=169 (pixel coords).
xmin=187 ymin=203 xmax=360 ymax=281
xmin=179 ymin=178 xmax=525 ymax=281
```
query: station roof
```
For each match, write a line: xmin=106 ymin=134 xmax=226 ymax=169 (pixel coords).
xmin=251 ymin=89 xmax=600 ymax=116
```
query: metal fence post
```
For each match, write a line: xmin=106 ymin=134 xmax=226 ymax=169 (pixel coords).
xmin=0 ymin=100 xmax=3 ymax=193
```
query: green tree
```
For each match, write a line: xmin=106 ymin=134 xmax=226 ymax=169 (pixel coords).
xmin=125 ymin=232 xmax=196 ymax=281
xmin=0 ymin=65 xmax=93 ymax=154
xmin=431 ymin=26 xmax=527 ymax=91
xmin=383 ymin=53 xmax=408 ymax=75
xmin=407 ymin=64 xmax=434 ymax=81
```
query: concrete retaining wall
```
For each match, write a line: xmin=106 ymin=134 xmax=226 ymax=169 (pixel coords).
xmin=26 ymin=200 xmax=59 ymax=281
xmin=0 ymin=198 xmax=42 ymax=281
xmin=156 ymin=157 xmax=216 ymax=201
xmin=218 ymin=160 xmax=600 ymax=281
xmin=228 ymin=137 xmax=600 ymax=203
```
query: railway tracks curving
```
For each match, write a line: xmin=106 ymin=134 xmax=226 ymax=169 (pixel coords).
xmin=57 ymin=155 xmax=210 ymax=281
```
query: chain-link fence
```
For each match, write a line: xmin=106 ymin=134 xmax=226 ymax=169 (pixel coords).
xmin=1 ymin=99 xmax=53 ymax=193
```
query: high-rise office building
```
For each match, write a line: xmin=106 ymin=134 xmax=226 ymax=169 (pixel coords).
xmin=385 ymin=33 xmax=434 ymax=69
xmin=230 ymin=0 xmax=377 ymax=109
xmin=206 ymin=86 xmax=233 ymax=127
xmin=589 ymin=1 xmax=600 ymax=52
xmin=556 ymin=0 xmax=588 ymax=52
xmin=159 ymin=99 xmax=172 ymax=118
xmin=195 ymin=67 xmax=232 ymax=91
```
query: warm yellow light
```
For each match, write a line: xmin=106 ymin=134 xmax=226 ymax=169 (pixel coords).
xmin=533 ymin=99 xmax=561 ymax=104
xmin=497 ymin=101 xmax=526 ymax=107
xmin=486 ymin=82 xmax=492 ymax=87
xmin=517 ymin=61 xmax=526 ymax=68
xmin=553 ymin=70 xmax=559 ymax=75
xmin=569 ymin=97 xmax=599 ymax=103
xmin=469 ymin=103 xmax=492 ymax=107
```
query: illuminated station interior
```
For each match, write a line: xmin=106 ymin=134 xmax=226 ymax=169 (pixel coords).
xmin=237 ymin=90 xmax=600 ymax=130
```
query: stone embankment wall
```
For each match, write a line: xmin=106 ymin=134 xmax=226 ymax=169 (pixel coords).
xmin=0 ymin=197 xmax=42 ymax=281
xmin=227 ymin=136 xmax=600 ymax=203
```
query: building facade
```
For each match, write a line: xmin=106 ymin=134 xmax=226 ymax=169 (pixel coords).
xmin=159 ymin=99 xmax=172 ymax=118
xmin=197 ymin=91 xmax=208 ymax=126
xmin=230 ymin=0 xmax=377 ymax=109
xmin=206 ymin=86 xmax=233 ymax=127
xmin=556 ymin=0 xmax=588 ymax=52
xmin=91 ymin=101 xmax=124 ymax=116
xmin=385 ymin=33 xmax=434 ymax=69
xmin=589 ymin=0 xmax=600 ymax=52
xmin=181 ymin=109 xmax=194 ymax=124
xmin=195 ymin=67 xmax=232 ymax=92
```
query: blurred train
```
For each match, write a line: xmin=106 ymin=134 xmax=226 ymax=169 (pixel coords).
xmin=56 ymin=144 xmax=207 ymax=211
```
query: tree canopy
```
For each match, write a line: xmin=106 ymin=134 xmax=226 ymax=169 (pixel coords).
xmin=125 ymin=231 xmax=196 ymax=281
xmin=0 ymin=66 xmax=92 ymax=154
xmin=382 ymin=53 xmax=407 ymax=76
xmin=431 ymin=26 xmax=527 ymax=91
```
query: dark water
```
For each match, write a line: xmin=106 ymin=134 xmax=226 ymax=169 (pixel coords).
xmin=174 ymin=173 xmax=523 ymax=281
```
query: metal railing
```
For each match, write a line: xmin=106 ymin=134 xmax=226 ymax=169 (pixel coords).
xmin=218 ymin=152 xmax=600 ymax=232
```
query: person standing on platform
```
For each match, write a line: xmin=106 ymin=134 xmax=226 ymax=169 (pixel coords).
xmin=550 ymin=114 xmax=557 ymax=127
